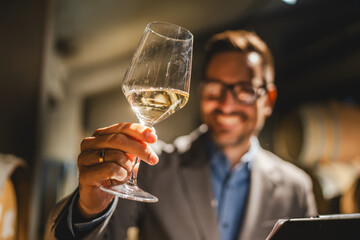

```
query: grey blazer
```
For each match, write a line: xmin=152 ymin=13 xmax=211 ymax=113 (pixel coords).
xmin=46 ymin=125 xmax=317 ymax=240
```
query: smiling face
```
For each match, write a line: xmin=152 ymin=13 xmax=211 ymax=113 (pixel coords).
xmin=200 ymin=51 xmax=273 ymax=148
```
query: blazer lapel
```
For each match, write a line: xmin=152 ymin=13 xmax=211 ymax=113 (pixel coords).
xmin=238 ymin=149 xmax=279 ymax=240
xmin=179 ymin=136 xmax=220 ymax=240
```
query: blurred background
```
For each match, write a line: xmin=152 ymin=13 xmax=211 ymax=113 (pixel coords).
xmin=0 ymin=0 xmax=359 ymax=239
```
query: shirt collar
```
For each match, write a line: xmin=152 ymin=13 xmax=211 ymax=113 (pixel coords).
xmin=241 ymin=136 xmax=259 ymax=170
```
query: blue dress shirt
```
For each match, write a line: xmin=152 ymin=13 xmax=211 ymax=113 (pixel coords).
xmin=205 ymin=136 xmax=258 ymax=240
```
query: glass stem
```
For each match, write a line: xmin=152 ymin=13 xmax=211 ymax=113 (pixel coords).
xmin=128 ymin=157 xmax=139 ymax=186
xmin=127 ymin=123 xmax=153 ymax=186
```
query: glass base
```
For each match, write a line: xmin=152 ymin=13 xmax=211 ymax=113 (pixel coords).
xmin=100 ymin=183 xmax=158 ymax=203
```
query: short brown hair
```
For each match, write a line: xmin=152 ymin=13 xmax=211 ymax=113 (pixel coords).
xmin=203 ymin=30 xmax=275 ymax=88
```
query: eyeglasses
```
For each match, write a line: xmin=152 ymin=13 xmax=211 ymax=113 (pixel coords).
xmin=200 ymin=80 xmax=267 ymax=105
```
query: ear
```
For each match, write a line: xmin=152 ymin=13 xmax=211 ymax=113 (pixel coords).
xmin=267 ymin=84 xmax=277 ymax=107
xmin=264 ymin=84 xmax=277 ymax=117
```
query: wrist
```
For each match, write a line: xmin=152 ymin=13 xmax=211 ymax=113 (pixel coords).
xmin=69 ymin=191 xmax=118 ymax=236
xmin=76 ymin=185 xmax=114 ymax=220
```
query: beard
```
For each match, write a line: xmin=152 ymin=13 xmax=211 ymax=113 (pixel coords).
xmin=205 ymin=109 xmax=254 ymax=148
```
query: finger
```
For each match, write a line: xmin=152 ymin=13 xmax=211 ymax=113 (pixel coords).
xmin=93 ymin=123 xmax=157 ymax=143
xmin=79 ymin=162 xmax=130 ymax=186
xmin=78 ymin=150 xmax=135 ymax=172
xmin=80 ymin=134 xmax=159 ymax=165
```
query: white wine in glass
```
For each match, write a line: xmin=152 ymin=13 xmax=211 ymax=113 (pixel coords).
xmin=100 ymin=21 xmax=193 ymax=202
xmin=125 ymin=87 xmax=189 ymax=126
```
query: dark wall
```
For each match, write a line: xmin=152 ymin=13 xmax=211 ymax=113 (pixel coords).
xmin=249 ymin=0 xmax=360 ymax=112
xmin=0 ymin=0 xmax=48 ymax=169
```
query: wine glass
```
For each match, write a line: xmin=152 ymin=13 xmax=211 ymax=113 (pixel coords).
xmin=100 ymin=21 xmax=193 ymax=202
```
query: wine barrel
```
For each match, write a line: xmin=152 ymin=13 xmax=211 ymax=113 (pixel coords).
xmin=0 ymin=154 xmax=30 ymax=240
xmin=274 ymin=101 xmax=360 ymax=167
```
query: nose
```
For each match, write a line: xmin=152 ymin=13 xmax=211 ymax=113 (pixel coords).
xmin=218 ymin=89 xmax=237 ymax=113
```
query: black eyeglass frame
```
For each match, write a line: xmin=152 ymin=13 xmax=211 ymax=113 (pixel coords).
xmin=199 ymin=79 xmax=268 ymax=105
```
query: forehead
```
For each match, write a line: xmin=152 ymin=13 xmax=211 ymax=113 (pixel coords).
xmin=205 ymin=51 xmax=264 ymax=85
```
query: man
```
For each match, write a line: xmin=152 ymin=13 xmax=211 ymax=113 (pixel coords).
xmin=46 ymin=30 xmax=317 ymax=240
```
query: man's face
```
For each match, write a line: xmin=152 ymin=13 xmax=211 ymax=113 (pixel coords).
xmin=200 ymin=51 xmax=272 ymax=148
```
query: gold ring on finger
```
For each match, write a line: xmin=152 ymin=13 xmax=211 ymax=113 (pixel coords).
xmin=99 ymin=149 xmax=105 ymax=163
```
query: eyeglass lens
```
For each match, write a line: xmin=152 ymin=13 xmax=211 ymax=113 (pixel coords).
xmin=201 ymin=81 xmax=263 ymax=104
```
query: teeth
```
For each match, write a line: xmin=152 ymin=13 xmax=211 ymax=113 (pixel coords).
xmin=217 ymin=115 xmax=239 ymax=125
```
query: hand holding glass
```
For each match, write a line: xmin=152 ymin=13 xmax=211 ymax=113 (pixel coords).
xmin=100 ymin=21 xmax=193 ymax=202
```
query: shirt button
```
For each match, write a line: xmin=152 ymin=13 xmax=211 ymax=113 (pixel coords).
xmin=222 ymin=222 xmax=229 ymax=228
